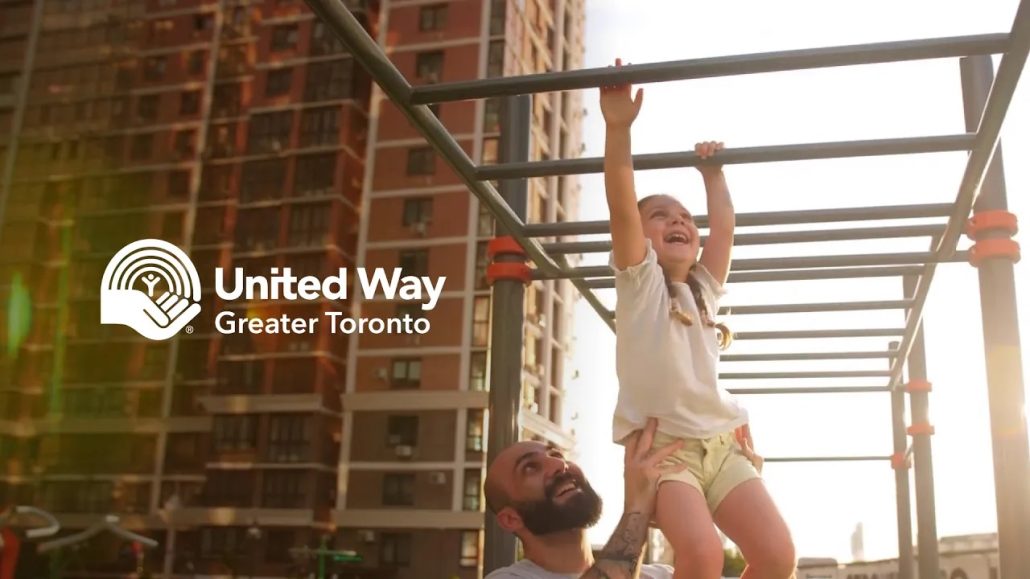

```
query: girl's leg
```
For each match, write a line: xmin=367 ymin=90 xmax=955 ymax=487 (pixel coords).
xmin=713 ymin=479 xmax=795 ymax=579
xmin=655 ymin=481 xmax=724 ymax=579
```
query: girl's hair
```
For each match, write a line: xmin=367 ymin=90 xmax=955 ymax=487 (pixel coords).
xmin=637 ymin=195 xmax=733 ymax=350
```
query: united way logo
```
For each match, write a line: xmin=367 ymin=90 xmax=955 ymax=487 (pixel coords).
xmin=101 ymin=239 xmax=201 ymax=340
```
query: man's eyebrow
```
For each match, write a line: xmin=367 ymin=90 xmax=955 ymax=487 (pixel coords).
xmin=513 ymin=450 xmax=539 ymax=474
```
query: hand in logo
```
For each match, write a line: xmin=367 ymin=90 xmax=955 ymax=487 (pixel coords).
xmin=101 ymin=288 xmax=201 ymax=340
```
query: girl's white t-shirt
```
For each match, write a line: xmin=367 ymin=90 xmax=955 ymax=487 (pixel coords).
xmin=611 ymin=241 xmax=748 ymax=442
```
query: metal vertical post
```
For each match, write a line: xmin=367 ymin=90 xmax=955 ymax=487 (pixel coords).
xmin=484 ymin=94 xmax=532 ymax=572
xmin=961 ymin=55 xmax=1030 ymax=579
xmin=889 ymin=340 xmax=914 ymax=579
xmin=903 ymin=276 xmax=939 ymax=579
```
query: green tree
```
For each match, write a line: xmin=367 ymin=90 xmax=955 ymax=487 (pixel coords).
xmin=722 ymin=548 xmax=746 ymax=577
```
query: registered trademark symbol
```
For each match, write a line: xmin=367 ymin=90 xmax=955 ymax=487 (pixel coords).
xmin=185 ymin=326 xmax=194 ymax=334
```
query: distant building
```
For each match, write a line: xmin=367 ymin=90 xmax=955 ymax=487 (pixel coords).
xmin=797 ymin=533 xmax=999 ymax=579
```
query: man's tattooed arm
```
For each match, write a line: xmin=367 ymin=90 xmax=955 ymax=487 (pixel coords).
xmin=578 ymin=511 xmax=649 ymax=579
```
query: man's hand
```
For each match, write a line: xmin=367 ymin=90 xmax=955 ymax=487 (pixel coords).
xmin=600 ymin=58 xmax=643 ymax=129
xmin=623 ymin=418 xmax=686 ymax=514
xmin=579 ymin=419 xmax=686 ymax=579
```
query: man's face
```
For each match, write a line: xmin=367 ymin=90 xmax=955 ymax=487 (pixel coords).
xmin=490 ymin=442 xmax=603 ymax=536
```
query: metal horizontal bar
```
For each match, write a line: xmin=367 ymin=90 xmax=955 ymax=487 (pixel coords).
xmin=545 ymin=251 xmax=966 ymax=280
xmin=721 ymin=370 xmax=892 ymax=379
xmin=524 ymin=203 xmax=953 ymax=237
xmin=722 ymin=351 xmax=898 ymax=362
xmin=765 ymin=455 xmax=892 ymax=463
xmin=540 ymin=225 xmax=946 ymax=254
xmin=727 ymin=386 xmax=892 ymax=394
xmin=410 ymin=34 xmax=1008 ymax=104
xmin=582 ymin=266 xmax=925 ymax=287
xmin=721 ymin=300 xmax=912 ymax=315
xmin=477 ymin=134 xmax=974 ymax=180
xmin=733 ymin=328 xmax=906 ymax=340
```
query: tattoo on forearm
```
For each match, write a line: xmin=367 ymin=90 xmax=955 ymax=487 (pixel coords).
xmin=580 ymin=512 xmax=647 ymax=578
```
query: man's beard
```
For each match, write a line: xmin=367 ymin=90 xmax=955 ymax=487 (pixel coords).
xmin=512 ymin=472 xmax=603 ymax=535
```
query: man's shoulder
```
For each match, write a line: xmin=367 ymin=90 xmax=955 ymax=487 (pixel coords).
xmin=484 ymin=560 xmax=558 ymax=579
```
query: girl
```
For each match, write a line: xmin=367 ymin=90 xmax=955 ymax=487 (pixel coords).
xmin=600 ymin=59 xmax=794 ymax=579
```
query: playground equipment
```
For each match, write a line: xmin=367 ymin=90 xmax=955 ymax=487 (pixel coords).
xmin=305 ymin=1 xmax=1030 ymax=577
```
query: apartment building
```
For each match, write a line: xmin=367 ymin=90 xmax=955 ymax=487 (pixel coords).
xmin=0 ymin=0 xmax=584 ymax=576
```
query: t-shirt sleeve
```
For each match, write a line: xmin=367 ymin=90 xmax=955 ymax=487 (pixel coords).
xmin=609 ymin=240 xmax=667 ymax=311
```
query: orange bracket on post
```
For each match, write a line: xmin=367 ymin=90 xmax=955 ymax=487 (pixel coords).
xmin=907 ymin=423 xmax=935 ymax=436
xmin=969 ymin=238 xmax=1021 ymax=267
xmin=966 ymin=210 xmax=1018 ymax=239
xmin=486 ymin=262 xmax=531 ymax=286
xmin=891 ymin=453 xmax=910 ymax=470
xmin=487 ymin=236 xmax=527 ymax=259
xmin=904 ymin=379 xmax=933 ymax=393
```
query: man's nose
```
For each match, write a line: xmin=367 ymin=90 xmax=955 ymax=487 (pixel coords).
xmin=543 ymin=455 xmax=569 ymax=477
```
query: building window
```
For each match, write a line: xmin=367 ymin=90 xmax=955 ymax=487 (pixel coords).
xmin=299 ymin=106 xmax=339 ymax=147
xmin=469 ymin=352 xmax=488 ymax=392
xmin=414 ymin=50 xmax=444 ymax=83
xmin=167 ymin=170 xmax=190 ymax=199
xmin=466 ymin=409 xmax=484 ymax=452
xmin=287 ymin=203 xmax=330 ymax=247
xmin=460 ymin=530 xmax=480 ymax=567
xmin=463 ymin=469 xmax=481 ymax=511
xmin=304 ymin=60 xmax=354 ymax=101
xmin=129 ymin=133 xmax=153 ymax=160
xmin=395 ymin=303 xmax=425 ymax=321
xmin=240 ymin=159 xmax=286 ymax=202
xmin=213 ymin=83 xmax=242 ymax=117
xmin=406 ymin=147 xmax=435 ymax=176
xmin=474 ymin=241 xmax=490 ymax=290
xmin=477 ymin=202 xmax=495 ymax=237
xmin=270 ymin=24 xmax=299 ymax=51
xmin=248 ymin=111 xmax=292 ymax=154
xmin=137 ymin=94 xmax=159 ymax=121
xmin=489 ymin=0 xmax=506 ymax=35
xmin=482 ymin=137 xmax=499 ymax=164
xmin=472 ymin=296 xmax=491 ymax=347
xmin=205 ymin=471 xmax=253 ymax=507
xmin=398 ymin=249 xmax=429 ymax=277
xmin=402 ymin=197 xmax=432 ymax=227
xmin=200 ymin=526 xmax=247 ymax=556
xmin=143 ymin=56 xmax=167 ymax=81
xmin=188 ymin=50 xmax=205 ymax=75
xmin=265 ymin=68 xmax=293 ymax=97
xmin=387 ymin=416 xmax=418 ymax=447
xmin=180 ymin=90 xmax=200 ymax=115
xmin=268 ymin=414 xmax=308 ymax=462
xmin=193 ymin=13 xmax=214 ymax=33
xmin=487 ymin=40 xmax=505 ymax=77
xmin=310 ymin=20 xmax=345 ymax=55
xmin=262 ymin=471 xmax=305 ymax=508
xmin=483 ymin=98 xmax=501 ymax=132
xmin=174 ymin=130 xmax=196 ymax=158
xmin=390 ymin=358 xmax=421 ymax=389
xmin=382 ymin=474 xmax=414 ymax=506
xmin=419 ymin=4 xmax=448 ymax=31
xmin=212 ymin=415 xmax=258 ymax=451
xmin=294 ymin=154 xmax=336 ymax=197
xmin=380 ymin=533 xmax=412 ymax=566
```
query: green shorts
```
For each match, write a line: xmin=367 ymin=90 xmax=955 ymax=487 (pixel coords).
xmin=652 ymin=429 xmax=761 ymax=514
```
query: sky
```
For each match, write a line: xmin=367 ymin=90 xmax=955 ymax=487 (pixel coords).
xmin=563 ymin=0 xmax=1030 ymax=564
